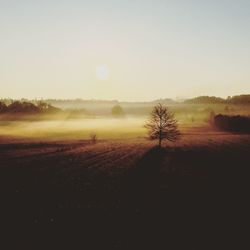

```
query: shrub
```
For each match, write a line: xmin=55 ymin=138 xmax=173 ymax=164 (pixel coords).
xmin=111 ymin=105 xmax=125 ymax=117
xmin=214 ymin=114 xmax=250 ymax=133
xmin=89 ymin=133 xmax=97 ymax=144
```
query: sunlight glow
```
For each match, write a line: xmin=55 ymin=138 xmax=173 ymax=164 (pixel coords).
xmin=96 ymin=65 xmax=110 ymax=81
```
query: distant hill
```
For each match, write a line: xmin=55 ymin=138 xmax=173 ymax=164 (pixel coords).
xmin=152 ymin=98 xmax=176 ymax=104
xmin=184 ymin=95 xmax=250 ymax=105
xmin=184 ymin=96 xmax=225 ymax=104
xmin=227 ymin=95 xmax=250 ymax=104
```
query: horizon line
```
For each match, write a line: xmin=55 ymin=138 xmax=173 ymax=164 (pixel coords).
xmin=1 ymin=94 xmax=250 ymax=103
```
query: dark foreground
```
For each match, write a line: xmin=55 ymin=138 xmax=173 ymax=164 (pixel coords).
xmin=0 ymin=138 xmax=249 ymax=249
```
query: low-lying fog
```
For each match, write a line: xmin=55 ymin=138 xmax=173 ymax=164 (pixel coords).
xmin=0 ymin=117 xmax=148 ymax=140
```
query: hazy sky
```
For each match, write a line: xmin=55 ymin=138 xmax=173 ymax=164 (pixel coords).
xmin=1 ymin=0 xmax=250 ymax=101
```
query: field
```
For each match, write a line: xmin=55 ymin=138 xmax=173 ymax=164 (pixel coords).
xmin=0 ymin=103 xmax=249 ymax=248
xmin=1 ymin=121 xmax=249 ymax=248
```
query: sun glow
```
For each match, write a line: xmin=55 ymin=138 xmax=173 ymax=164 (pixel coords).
xmin=96 ymin=65 xmax=110 ymax=80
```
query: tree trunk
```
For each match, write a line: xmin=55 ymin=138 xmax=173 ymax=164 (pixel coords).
xmin=159 ymin=137 xmax=162 ymax=147
xmin=159 ymin=127 xmax=162 ymax=147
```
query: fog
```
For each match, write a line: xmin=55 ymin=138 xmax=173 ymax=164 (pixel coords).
xmin=0 ymin=117 xmax=147 ymax=140
xmin=1 ymin=102 xmax=243 ymax=142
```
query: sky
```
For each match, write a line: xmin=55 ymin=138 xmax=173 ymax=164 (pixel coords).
xmin=0 ymin=0 xmax=250 ymax=101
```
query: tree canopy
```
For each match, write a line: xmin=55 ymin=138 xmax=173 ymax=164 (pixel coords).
xmin=145 ymin=103 xmax=180 ymax=147
xmin=111 ymin=105 xmax=125 ymax=117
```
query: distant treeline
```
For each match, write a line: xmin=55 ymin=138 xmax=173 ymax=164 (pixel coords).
xmin=0 ymin=101 xmax=61 ymax=114
xmin=0 ymin=98 xmax=120 ymax=108
xmin=214 ymin=114 xmax=250 ymax=133
xmin=1 ymin=94 xmax=250 ymax=117
xmin=185 ymin=95 xmax=250 ymax=104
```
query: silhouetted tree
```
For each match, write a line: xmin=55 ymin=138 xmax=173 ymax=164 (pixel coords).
xmin=145 ymin=103 xmax=180 ymax=147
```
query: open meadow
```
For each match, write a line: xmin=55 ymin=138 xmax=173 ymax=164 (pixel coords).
xmin=0 ymin=115 xmax=249 ymax=248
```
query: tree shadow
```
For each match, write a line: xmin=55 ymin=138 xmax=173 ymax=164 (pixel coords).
xmin=121 ymin=146 xmax=168 ymax=207
xmin=131 ymin=146 xmax=166 ymax=179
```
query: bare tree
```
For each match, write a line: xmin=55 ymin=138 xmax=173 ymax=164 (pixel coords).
xmin=145 ymin=103 xmax=180 ymax=147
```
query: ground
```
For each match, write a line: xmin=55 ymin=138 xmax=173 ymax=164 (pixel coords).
xmin=0 ymin=130 xmax=249 ymax=249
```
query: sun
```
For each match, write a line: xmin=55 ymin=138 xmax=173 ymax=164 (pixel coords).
xmin=96 ymin=65 xmax=110 ymax=80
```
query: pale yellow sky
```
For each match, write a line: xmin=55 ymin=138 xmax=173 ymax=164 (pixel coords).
xmin=1 ymin=0 xmax=250 ymax=101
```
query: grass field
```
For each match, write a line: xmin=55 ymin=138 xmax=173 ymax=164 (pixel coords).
xmin=1 ymin=123 xmax=249 ymax=248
